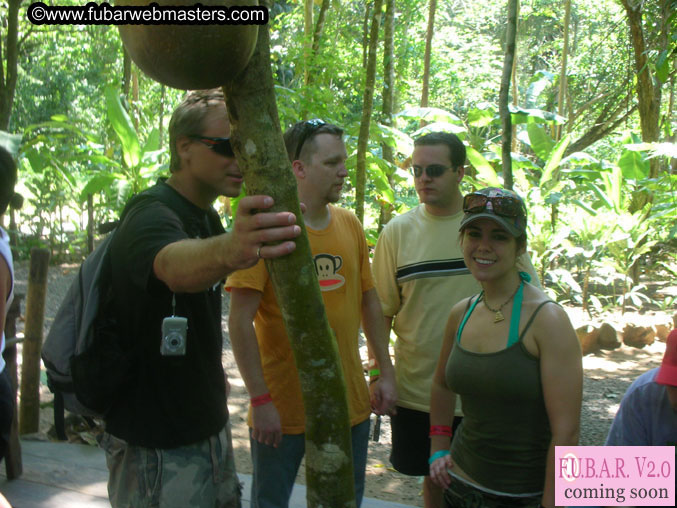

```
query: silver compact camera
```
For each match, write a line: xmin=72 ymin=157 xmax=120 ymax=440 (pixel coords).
xmin=161 ymin=316 xmax=188 ymax=356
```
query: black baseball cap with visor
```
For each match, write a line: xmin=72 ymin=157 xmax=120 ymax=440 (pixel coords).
xmin=459 ymin=187 xmax=527 ymax=237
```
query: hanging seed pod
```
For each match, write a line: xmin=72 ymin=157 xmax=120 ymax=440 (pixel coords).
xmin=116 ymin=0 xmax=259 ymax=90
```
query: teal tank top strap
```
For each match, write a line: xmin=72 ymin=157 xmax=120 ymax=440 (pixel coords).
xmin=456 ymin=293 xmax=481 ymax=343
xmin=506 ymin=280 xmax=525 ymax=348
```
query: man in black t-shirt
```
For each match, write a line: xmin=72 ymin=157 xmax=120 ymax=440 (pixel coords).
xmin=100 ymin=89 xmax=302 ymax=508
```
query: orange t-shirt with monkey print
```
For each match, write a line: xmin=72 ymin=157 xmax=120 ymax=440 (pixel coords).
xmin=225 ymin=205 xmax=373 ymax=433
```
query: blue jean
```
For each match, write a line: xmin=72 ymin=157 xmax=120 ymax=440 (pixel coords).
xmin=249 ymin=418 xmax=370 ymax=508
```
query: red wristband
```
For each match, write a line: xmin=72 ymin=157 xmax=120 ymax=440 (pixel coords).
xmin=251 ymin=393 xmax=273 ymax=407
xmin=429 ymin=425 xmax=453 ymax=437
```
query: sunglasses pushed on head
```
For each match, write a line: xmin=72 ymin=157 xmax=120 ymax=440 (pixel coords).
xmin=460 ymin=187 xmax=527 ymax=238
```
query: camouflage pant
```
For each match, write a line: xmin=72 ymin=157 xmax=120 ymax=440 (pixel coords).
xmin=100 ymin=424 xmax=242 ymax=508
xmin=444 ymin=475 xmax=541 ymax=508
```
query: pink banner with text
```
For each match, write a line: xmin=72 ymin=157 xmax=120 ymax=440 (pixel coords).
xmin=555 ymin=446 xmax=675 ymax=506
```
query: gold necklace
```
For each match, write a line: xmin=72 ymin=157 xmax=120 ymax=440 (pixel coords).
xmin=482 ymin=282 xmax=521 ymax=323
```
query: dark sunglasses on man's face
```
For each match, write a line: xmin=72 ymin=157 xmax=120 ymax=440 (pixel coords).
xmin=189 ymin=135 xmax=235 ymax=158
xmin=294 ymin=119 xmax=327 ymax=160
xmin=410 ymin=164 xmax=451 ymax=178
xmin=463 ymin=193 xmax=523 ymax=217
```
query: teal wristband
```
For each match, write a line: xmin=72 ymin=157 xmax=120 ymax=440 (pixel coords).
xmin=428 ymin=449 xmax=450 ymax=465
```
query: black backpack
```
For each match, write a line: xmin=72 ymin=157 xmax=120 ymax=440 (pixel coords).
xmin=41 ymin=182 xmax=191 ymax=438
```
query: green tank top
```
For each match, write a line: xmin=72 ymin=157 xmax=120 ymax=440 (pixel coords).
xmin=445 ymin=283 xmax=555 ymax=494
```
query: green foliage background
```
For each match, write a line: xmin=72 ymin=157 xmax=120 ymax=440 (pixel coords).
xmin=1 ymin=0 xmax=675 ymax=315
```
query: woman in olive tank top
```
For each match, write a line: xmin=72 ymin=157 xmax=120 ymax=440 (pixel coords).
xmin=428 ymin=188 xmax=582 ymax=508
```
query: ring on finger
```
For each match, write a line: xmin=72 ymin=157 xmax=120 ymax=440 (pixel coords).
xmin=257 ymin=246 xmax=262 ymax=259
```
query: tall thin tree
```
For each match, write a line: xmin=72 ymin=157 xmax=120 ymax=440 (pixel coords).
xmin=223 ymin=21 xmax=357 ymax=504
xmin=620 ymin=0 xmax=662 ymax=180
xmin=378 ymin=0 xmax=396 ymax=231
xmin=556 ymin=0 xmax=571 ymax=141
xmin=0 ymin=0 xmax=22 ymax=130
xmin=499 ymin=0 xmax=519 ymax=190
xmin=306 ymin=0 xmax=332 ymax=87
xmin=355 ymin=0 xmax=384 ymax=225
xmin=303 ymin=0 xmax=313 ymax=87
xmin=420 ymin=0 xmax=437 ymax=127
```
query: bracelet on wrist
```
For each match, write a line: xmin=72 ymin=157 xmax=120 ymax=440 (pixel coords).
xmin=428 ymin=449 xmax=450 ymax=465
xmin=250 ymin=393 xmax=273 ymax=407
xmin=429 ymin=425 xmax=453 ymax=437
xmin=368 ymin=368 xmax=380 ymax=377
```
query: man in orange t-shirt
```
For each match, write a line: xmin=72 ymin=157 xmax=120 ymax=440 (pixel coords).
xmin=226 ymin=120 xmax=396 ymax=508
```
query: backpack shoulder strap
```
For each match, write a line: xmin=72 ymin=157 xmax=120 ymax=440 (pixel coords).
xmin=118 ymin=179 xmax=214 ymax=236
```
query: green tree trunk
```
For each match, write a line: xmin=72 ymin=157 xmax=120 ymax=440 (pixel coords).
xmin=499 ymin=0 xmax=518 ymax=190
xmin=312 ymin=0 xmax=331 ymax=55
xmin=556 ymin=0 xmax=571 ymax=141
xmin=355 ymin=0 xmax=384 ymax=225
xmin=0 ymin=0 xmax=21 ymax=130
xmin=303 ymin=0 xmax=313 ymax=88
xmin=378 ymin=0 xmax=396 ymax=232
xmin=123 ymin=46 xmax=132 ymax=98
xmin=420 ymin=0 xmax=437 ymax=128
xmin=222 ymin=19 xmax=355 ymax=508
xmin=361 ymin=2 xmax=372 ymax=70
xmin=305 ymin=0 xmax=331 ymax=88
xmin=620 ymin=0 xmax=661 ymax=180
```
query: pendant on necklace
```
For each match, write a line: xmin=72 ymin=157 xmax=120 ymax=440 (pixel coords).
xmin=494 ymin=311 xmax=505 ymax=323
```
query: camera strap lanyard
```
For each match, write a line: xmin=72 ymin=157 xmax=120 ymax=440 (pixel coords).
xmin=171 ymin=294 xmax=177 ymax=317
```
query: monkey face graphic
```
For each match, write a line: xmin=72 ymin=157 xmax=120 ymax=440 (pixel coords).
xmin=314 ymin=254 xmax=345 ymax=291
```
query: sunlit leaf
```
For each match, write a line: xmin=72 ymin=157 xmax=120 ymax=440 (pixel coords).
xmin=466 ymin=147 xmax=501 ymax=187
xmin=374 ymin=123 xmax=414 ymax=158
xmin=617 ymin=149 xmax=649 ymax=181
xmin=396 ymin=106 xmax=462 ymax=124
xmin=655 ymin=49 xmax=670 ymax=84
xmin=527 ymin=123 xmax=555 ymax=161
xmin=524 ymin=70 xmax=556 ymax=108
xmin=625 ymin=142 xmax=677 ymax=159
xmin=0 ymin=131 xmax=22 ymax=156
xmin=142 ymin=128 xmax=161 ymax=154
xmin=510 ymin=105 xmax=566 ymax=125
xmin=467 ymin=107 xmax=496 ymax=128
xmin=540 ymin=134 xmax=570 ymax=187
xmin=105 ymin=86 xmax=140 ymax=168
xmin=80 ymin=172 xmax=124 ymax=202
xmin=411 ymin=121 xmax=466 ymax=138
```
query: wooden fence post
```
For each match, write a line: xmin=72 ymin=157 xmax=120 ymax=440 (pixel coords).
xmin=4 ymin=293 xmax=24 ymax=479
xmin=18 ymin=248 xmax=50 ymax=435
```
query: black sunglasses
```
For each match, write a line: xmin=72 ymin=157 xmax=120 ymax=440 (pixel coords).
xmin=188 ymin=135 xmax=235 ymax=158
xmin=463 ymin=193 xmax=523 ymax=217
xmin=411 ymin=164 xmax=451 ymax=178
xmin=294 ymin=119 xmax=326 ymax=160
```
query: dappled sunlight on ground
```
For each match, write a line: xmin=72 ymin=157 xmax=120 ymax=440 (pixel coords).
xmin=583 ymin=340 xmax=666 ymax=373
